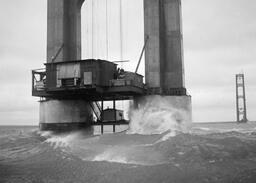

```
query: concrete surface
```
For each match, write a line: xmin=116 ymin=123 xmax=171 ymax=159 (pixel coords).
xmin=42 ymin=0 xmax=95 ymax=131
xmin=40 ymin=99 xmax=92 ymax=123
xmin=144 ymin=0 xmax=185 ymax=93
xmin=47 ymin=0 xmax=85 ymax=62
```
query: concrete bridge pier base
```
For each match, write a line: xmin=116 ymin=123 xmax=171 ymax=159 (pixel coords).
xmin=39 ymin=99 xmax=93 ymax=132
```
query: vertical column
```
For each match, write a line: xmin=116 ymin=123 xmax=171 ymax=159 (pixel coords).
xmin=47 ymin=0 xmax=85 ymax=62
xmin=40 ymin=0 xmax=94 ymax=132
xmin=242 ymin=76 xmax=247 ymax=121
xmin=140 ymin=0 xmax=192 ymax=126
xmin=161 ymin=0 xmax=185 ymax=91
xmin=144 ymin=0 xmax=161 ymax=91
xmin=144 ymin=0 xmax=185 ymax=95
xmin=47 ymin=0 xmax=64 ymax=62
xmin=236 ymin=75 xmax=239 ymax=122
xmin=113 ymin=99 xmax=116 ymax=133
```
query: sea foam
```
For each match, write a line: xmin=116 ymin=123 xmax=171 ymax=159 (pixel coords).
xmin=127 ymin=96 xmax=191 ymax=137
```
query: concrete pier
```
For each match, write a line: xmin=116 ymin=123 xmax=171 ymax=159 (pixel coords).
xmin=40 ymin=0 xmax=93 ymax=131
xmin=142 ymin=0 xmax=191 ymax=120
xmin=144 ymin=0 xmax=185 ymax=95
xmin=39 ymin=100 xmax=93 ymax=131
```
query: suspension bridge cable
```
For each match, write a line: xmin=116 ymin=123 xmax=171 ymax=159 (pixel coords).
xmin=119 ymin=0 xmax=124 ymax=66
xmin=119 ymin=0 xmax=125 ymax=110
xmin=91 ymin=0 xmax=94 ymax=58
xmin=86 ymin=3 xmax=90 ymax=59
xmin=82 ymin=0 xmax=90 ymax=59
xmin=93 ymin=0 xmax=99 ymax=59
xmin=105 ymin=0 xmax=109 ymax=60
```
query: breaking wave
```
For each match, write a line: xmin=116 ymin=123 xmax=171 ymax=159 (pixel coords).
xmin=7 ymin=96 xmax=255 ymax=167
xmin=2 ymin=125 xmax=256 ymax=182
xmin=127 ymin=96 xmax=191 ymax=136
xmin=2 ymin=121 xmax=256 ymax=183
xmin=40 ymin=96 xmax=193 ymax=165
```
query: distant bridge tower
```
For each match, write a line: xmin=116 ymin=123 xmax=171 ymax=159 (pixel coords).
xmin=235 ymin=73 xmax=248 ymax=123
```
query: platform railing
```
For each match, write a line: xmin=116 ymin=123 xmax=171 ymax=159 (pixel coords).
xmin=32 ymin=68 xmax=46 ymax=92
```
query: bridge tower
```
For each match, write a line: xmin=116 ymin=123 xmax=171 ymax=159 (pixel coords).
xmin=236 ymin=73 xmax=248 ymax=123
xmin=137 ymin=0 xmax=192 ymax=122
xmin=34 ymin=0 xmax=192 ymax=131
xmin=39 ymin=0 xmax=93 ymax=131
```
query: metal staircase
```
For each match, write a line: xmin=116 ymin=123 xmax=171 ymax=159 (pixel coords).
xmin=89 ymin=102 xmax=102 ymax=122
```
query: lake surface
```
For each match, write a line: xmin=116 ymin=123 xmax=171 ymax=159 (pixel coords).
xmin=1 ymin=122 xmax=256 ymax=183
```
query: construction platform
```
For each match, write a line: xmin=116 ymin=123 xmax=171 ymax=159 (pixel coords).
xmin=32 ymin=59 xmax=145 ymax=132
xmin=32 ymin=59 xmax=145 ymax=101
xmin=32 ymin=59 xmax=190 ymax=132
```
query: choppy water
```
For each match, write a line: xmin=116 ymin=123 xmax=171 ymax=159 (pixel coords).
xmin=1 ymin=122 xmax=256 ymax=183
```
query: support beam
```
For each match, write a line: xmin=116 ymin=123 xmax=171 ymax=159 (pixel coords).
xmin=144 ymin=0 xmax=185 ymax=95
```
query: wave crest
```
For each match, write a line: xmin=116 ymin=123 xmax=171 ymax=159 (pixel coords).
xmin=127 ymin=96 xmax=191 ymax=136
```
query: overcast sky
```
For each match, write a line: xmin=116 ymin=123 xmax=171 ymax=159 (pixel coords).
xmin=0 ymin=0 xmax=255 ymax=125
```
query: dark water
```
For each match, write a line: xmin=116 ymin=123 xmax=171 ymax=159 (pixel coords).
xmin=1 ymin=123 xmax=256 ymax=183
